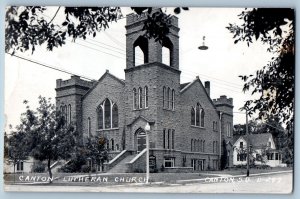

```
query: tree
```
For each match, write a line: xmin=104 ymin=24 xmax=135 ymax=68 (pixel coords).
xmin=18 ymin=96 xmax=77 ymax=181
xmin=5 ymin=6 xmax=188 ymax=54
xmin=227 ymin=8 xmax=295 ymax=125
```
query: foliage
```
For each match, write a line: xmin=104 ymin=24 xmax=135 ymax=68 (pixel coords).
xmin=227 ymin=8 xmax=295 ymax=125
xmin=5 ymin=6 xmax=188 ymax=54
xmin=14 ymin=96 xmax=78 ymax=180
xmin=85 ymin=135 xmax=109 ymax=168
xmin=32 ymin=162 xmax=46 ymax=173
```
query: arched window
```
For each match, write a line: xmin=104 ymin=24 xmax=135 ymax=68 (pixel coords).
xmin=97 ymin=106 xmax=103 ymax=129
xmin=133 ymin=36 xmax=148 ymax=66
xmin=107 ymin=140 xmax=109 ymax=150
xmin=87 ymin=117 xmax=91 ymax=137
xmin=193 ymin=140 xmax=196 ymax=152
xmin=104 ymin=99 xmax=111 ymax=129
xmin=196 ymin=104 xmax=200 ymax=126
xmin=111 ymin=139 xmax=114 ymax=151
xmin=203 ymin=140 xmax=205 ymax=152
xmin=112 ymin=104 xmax=118 ymax=128
xmin=168 ymin=88 xmax=171 ymax=109
xmin=138 ymin=87 xmax=142 ymax=109
xmin=166 ymin=87 xmax=170 ymax=109
xmin=144 ymin=86 xmax=148 ymax=108
xmin=68 ymin=104 xmax=71 ymax=124
xmin=191 ymin=139 xmax=193 ymax=151
xmin=133 ymin=88 xmax=137 ymax=110
xmin=163 ymin=87 xmax=166 ymax=108
xmin=201 ymin=109 xmax=205 ymax=127
xmin=171 ymin=89 xmax=175 ymax=110
xmin=116 ymin=144 xmax=119 ymax=151
xmin=191 ymin=108 xmax=195 ymax=125
xmin=64 ymin=105 xmax=67 ymax=123
xmin=162 ymin=46 xmax=171 ymax=66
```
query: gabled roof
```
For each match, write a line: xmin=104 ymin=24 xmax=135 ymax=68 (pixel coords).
xmin=180 ymin=77 xmax=218 ymax=113
xmin=234 ymin=133 xmax=273 ymax=148
xmin=82 ymin=70 xmax=125 ymax=99
xmin=126 ymin=115 xmax=155 ymax=127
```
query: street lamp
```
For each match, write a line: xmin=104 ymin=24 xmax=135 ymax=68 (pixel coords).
xmin=145 ymin=122 xmax=151 ymax=184
xmin=198 ymin=36 xmax=208 ymax=50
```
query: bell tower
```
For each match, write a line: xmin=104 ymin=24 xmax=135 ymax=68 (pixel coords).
xmin=125 ymin=9 xmax=180 ymax=69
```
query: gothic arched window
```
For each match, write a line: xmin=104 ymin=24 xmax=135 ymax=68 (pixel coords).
xmin=111 ymin=139 xmax=114 ymax=151
xmin=201 ymin=109 xmax=205 ymax=127
xmin=171 ymin=89 xmax=175 ymax=110
xmin=144 ymin=86 xmax=148 ymax=108
xmin=112 ymin=104 xmax=118 ymax=128
xmin=191 ymin=108 xmax=195 ymax=125
xmin=97 ymin=106 xmax=103 ymax=129
xmin=138 ymin=87 xmax=143 ymax=109
xmin=104 ymin=99 xmax=111 ymax=129
xmin=196 ymin=104 xmax=200 ymax=126
xmin=167 ymin=87 xmax=171 ymax=109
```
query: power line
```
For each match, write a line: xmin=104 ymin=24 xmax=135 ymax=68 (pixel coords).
xmin=6 ymin=53 xmax=96 ymax=81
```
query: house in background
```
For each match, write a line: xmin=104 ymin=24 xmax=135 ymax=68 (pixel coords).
xmin=233 ymin=133 xmax=286 ymax=167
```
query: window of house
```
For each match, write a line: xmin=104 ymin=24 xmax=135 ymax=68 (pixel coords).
xmin=17 ymin=161 xmax=24 ymax=171
xmin=164 ymin=157 xmax=175 ymax=168
xmin=97 ymin=107 xmax=103 ymax=129
xmin=144 ymin=86 xmax=148 ymax=108
xmin=240 ymin=142 xmax=243 ymax=149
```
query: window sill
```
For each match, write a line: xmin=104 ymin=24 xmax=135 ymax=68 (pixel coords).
xmin=96 ymin=128 xmax=119 ymax=131
xmin=163 ymin=108 xmax=175 ymax=112
xmin=190 ymin=125 xmax=205 ymax=129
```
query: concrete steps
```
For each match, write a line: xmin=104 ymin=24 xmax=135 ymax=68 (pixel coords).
xmin=108 ymin=154 xmax=136 ymax=173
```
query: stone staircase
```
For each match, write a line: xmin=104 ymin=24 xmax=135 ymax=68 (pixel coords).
xmin=107 ymin=154 xmax=136 ymax=173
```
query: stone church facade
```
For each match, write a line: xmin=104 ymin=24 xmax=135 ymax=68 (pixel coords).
xmin=56 ymin=10 xmax=234 ymax=173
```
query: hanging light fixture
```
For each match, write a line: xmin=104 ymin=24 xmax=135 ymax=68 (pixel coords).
xmin=198 ymin=36 xmax=208 ymax=50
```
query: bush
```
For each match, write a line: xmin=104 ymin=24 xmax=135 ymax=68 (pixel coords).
xmin=32 ymin=162 xmax=46 ymax=173
xmin=81 ymin=165 xmax=91 ymax=173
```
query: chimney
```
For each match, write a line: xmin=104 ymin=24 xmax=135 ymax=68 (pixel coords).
xmin=205 ymin=81 xmax=210 ymax=96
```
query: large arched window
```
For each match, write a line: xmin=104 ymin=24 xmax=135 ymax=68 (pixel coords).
xmin=191 ymin=108 xmax=195 ymax=125
xmin=171 ymin=89 xmax=175 ymax=110
xmin=112 ymin=104 xmax=118 ymax=128
xmin=97 ymin=99 xmax=118 ymax=130
xmin=133 ymin=88 xmax=137 ymax=109
xmin=138 ymin=87 xmax=143 ymax=109
xmin=144 ymin=86 xmax=148 ymax=108
xmin=196 ymin=104 xmax=200 ymax=126
xmin=201 ymin=109 xmax=205 ymax=127
xmin=133 ymin=36 xmax=149 ymax=66
xmin=162 ymin=37 xmax=173 ymax=67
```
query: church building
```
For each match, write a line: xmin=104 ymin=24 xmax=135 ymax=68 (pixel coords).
xmin=55 ymin=10 xmax=234 ymax=173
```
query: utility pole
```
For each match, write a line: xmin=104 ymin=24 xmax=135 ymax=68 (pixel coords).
xmin=246 ymin=109 xmax=250 ymax=177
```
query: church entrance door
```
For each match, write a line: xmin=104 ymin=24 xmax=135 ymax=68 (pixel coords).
xmin=137 ymin=131 xmax=146 ymax=153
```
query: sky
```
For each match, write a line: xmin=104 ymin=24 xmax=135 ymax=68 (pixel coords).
xmin=4 ymin=7 xmax=277 ymax=132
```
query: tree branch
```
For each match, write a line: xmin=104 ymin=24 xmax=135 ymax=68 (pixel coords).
xmin=49 ymin=6 xmax=61 ymax=24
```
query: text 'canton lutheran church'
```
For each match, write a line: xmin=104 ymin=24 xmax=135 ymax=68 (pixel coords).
xmin=56 ymin=10 xmax=234 ymax=173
